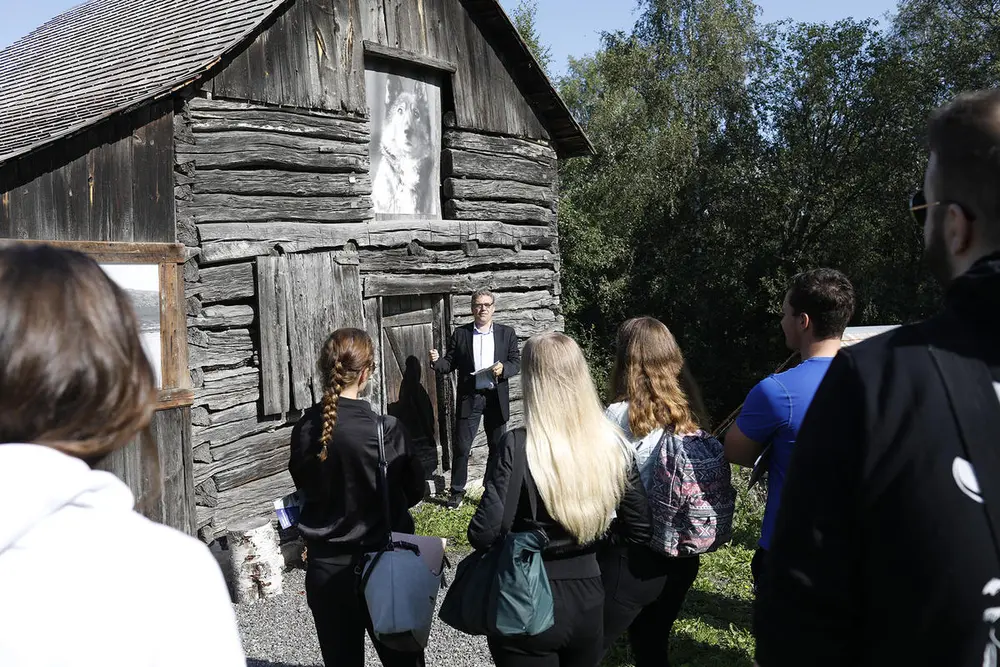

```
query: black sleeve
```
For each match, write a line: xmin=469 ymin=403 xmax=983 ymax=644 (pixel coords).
xmin=755 ymin=352 xmax=865 ymax=666
xmin=385 ymin=415 xmax=425 ymax=509
xmin=288 ymin=408 xmax=320 ymax=493
xmin=502 ymin=327 xmax=521 ymax=379
xmin=433 ymin=329 xmax=459 ymax=375
xmin=611 ymin=458 xmax=653 ymax=546
xmin=467 ymin=430 xmax=518 ymax=551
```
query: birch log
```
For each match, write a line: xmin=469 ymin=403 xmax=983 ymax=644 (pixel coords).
xmin=227 ymin=517 xmax=284 ymax=603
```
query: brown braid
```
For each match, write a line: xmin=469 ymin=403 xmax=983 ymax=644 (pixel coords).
xmin=316 ymin=329 xmax=375 ymax=461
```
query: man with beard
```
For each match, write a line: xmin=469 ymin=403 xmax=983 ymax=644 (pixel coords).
xmin=755 ymin=90 xmax=1000 ymax=666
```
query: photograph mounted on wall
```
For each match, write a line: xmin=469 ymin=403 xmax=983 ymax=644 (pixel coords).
xmin=366 ymin=66 xmax=442 ymax=219
xmin=99 ymin=264 xmax=162 ymax=388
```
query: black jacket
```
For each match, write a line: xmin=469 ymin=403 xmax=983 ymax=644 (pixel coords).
xmin=756 ymin=253 xmax=1000 ymax=667
xmin=468 ymin=428 xmax=651 ymax=579
xmin=288 ymin=397 xmax=425 ymax=556
xmin=432 ymin=322 xmax=520 ymax=422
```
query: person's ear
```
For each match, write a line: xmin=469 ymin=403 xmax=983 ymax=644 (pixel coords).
xmin=359 ymin=366 xmax=370 ymax=386
xmin=945 ymin=204 xmax=975 ymax=256
xmin=799 ymin=312 xmax=810 ymax=332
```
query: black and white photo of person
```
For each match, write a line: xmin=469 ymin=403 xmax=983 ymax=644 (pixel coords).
xmin=366 ymin=68 xmax=441 ymax=218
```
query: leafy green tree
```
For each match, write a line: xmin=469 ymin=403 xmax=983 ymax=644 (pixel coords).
xmin=510 ymin=0 xmax=553 ymax=74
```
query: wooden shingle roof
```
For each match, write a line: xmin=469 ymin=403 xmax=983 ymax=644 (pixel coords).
xmin=0 ymin=0 xmax=288 ymax=163
xmin=0 ymin=0 xmax=592 ymax=164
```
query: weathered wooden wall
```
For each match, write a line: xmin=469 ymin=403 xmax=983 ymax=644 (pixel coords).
xmin=0 ymin=101 xmax=176 ymax=242
xmin=0 ymin=100 xmax=196 ymax=535
xmin=179 ymin=92 xmax=563 ymax=540
xmin=183 ymin=0 xmax=563 ymax=541
xmin=207 ymin=0 xmax=547 ymax=140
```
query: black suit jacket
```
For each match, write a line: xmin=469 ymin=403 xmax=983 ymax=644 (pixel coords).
xmin=432 ymin=322 xmax=520 ymax=422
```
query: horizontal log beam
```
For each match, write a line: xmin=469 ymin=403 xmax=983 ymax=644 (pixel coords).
xmin=191 ymin=263 xmax=255 ymax=303
xmin=356 ymin=248 xmax=556 ymax=274
xmin=443 ymin=179 xmax=554 ymax=206
xmin=211 ymin=470 xmax=295 ymax=530
xmin=187 ymin=329 xmax=254 ymax=369
xmin=450 ymin=290 xmax=558 ymax=314
xmin=445 ymin=200 xmax=554 ymax=225
xmin=196 ymin=170 xmax=373 ymax=197
xmin=443 ymin=129 xmax=556 ymax=165
xmin=177 ymin=132 xmax=369 ymax=172
xmin=190 ymin=194 xmax=373 ymax=224
xmin=189 ymin=103 xmax=370 ymax=144
xmin=195 ymin=220 xmax=557 ymax=263
xmin=190 ymin=305 xmax=255 ymax=329
xmin=363 ymin=40 xmax=457 ymax=73
xmin=364 ymin=269 xmax=558 ymax=297
xmin=443 ymin=149 xmax=555 ymax=186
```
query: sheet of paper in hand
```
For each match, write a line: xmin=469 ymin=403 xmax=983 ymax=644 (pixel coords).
xmin=471 ymin=367 xmax=496 ymax=391
xmin=748 ymin=444 xmax=772 ymax=490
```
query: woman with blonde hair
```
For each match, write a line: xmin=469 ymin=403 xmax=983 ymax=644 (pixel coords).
xmin=289 ymin=328 xmax=426 ymax=667
xmin=468 ymin=332 xmax=651 ymax=667
xmin=602 ymin=316 xmax=731 ymax=666
xmin=0 ymin=245 xmax=244 ymax=667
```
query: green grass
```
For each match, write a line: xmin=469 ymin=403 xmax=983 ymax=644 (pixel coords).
xmin=414 ymin=472 xmax=766 ymax=666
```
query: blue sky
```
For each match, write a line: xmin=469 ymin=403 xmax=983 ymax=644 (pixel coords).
xmin=3 ymin=0 xmax=899 ymax=76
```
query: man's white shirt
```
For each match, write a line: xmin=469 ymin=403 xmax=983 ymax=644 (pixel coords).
xmin=473 ymin=323 xmax=495 ymax=371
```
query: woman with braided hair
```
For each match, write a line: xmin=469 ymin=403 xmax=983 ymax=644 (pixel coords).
xmin=289 ymin=327 xmax=425 ymax=667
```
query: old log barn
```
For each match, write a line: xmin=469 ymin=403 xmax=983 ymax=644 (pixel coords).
xmin=0 ymin=0 xmax=591 ymax=540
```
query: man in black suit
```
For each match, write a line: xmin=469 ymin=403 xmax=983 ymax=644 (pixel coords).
xmin=430 ymin=288 xmax=520 ymax=508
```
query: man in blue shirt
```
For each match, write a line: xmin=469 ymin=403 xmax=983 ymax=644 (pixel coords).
xmin=724 ymin=268 xmax=855 ymax=597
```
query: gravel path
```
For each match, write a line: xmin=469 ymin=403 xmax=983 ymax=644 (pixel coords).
xmin=236 ymin=564 xmax=491 ymax=667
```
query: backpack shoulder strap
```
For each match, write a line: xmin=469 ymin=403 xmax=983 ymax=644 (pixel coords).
xmin=928 ymin=345 xmax=1000 ymax=558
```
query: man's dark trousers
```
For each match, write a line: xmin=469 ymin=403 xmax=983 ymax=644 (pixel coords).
xmin=452 ymin=391 xmax=505 ymax=494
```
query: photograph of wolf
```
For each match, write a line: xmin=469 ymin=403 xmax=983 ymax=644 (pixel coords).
xmin=366 ymin=66 xmax=442 ymax=218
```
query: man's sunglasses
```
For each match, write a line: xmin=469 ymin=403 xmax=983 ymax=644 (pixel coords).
xmin=909 ymin=190 xmax=974 ymax=226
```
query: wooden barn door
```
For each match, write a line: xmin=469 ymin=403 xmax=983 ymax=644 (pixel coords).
xmin=380 ymin=295 xmax=450 ymax=481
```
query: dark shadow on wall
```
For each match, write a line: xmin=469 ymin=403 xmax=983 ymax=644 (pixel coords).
xmin=388 ymin=355 xmax=438 ymax=478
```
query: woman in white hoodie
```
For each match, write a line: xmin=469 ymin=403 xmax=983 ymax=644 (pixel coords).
xmin=0 ymin=245 xmax=245 ymax=667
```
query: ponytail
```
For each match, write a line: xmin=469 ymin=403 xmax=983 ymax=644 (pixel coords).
xmin=316 ymin=329 xmax=375 ymax=462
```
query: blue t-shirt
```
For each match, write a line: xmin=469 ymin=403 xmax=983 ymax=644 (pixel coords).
xmin=736 ymin=356 xmax=834 ymax=550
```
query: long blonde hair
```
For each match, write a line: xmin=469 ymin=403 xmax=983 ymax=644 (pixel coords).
xmin=609 ymin=317 xmax=701 ymax=437
xmin=522 ymin=332 xmax=631 ymax=544
xmin=317 ymin=328 xmax=375 ymax=462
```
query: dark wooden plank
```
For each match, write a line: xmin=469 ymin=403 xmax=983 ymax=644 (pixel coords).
xmin=357 ymin=247 xmax=556 ymax=273
xmin=258 ymin=256 xmax=291 ymax=415
xmin=177 ymin=131 xmax=369 ymax=173
xmin=365 ymin=268 xmax=557 ymax=297
xmin=263 ymin=8 xmax=288 ymax=106
xmin=363 ymin=40 xmax=456 ymax=72
xmin=156 ymin=407 xmax=196 ymax=534
xmin=136 ymin=104 xmax=176 ymax=243
xmin=191 ymin=305 xmax=255 ymax=329
xmin=362 ymin=296 xmax=384 ymax=409
xmin=295 ymin=0 xmax=325 ymax=109
xmin=287 ymin=253 xmax=322 ymax=409
xmin=307 ymin=0 xmax=341 ymax=111
xmin=213 ymin=48 xmax=252 ymax=101
xmin=359 ymin=0 xmax=389 ymax=45
xmin=215 ymin=445 xmax=290 ymax=492
xmin=189 ymin=104 xmax=371 ymax=143
xmin=109 ymin=118 xmax=136 ymax=242
xmin=335 ymin=0 xmax=367 ymax=113
xmin=63 ymin=153 xmax=91 ymax=238
xmin=246 ymin=28 xmax=270 ymax=101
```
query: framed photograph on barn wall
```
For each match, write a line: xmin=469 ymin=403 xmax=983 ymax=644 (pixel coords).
xmin=365 ymin=63 xmax=443 ymax=220
xmin=0 ymin=240 xmax=191 ymax=410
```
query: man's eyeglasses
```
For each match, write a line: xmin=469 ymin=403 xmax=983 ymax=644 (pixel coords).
xmin=473 ymin=302 xmax=494 ymax=311
xmin=910 ymin=189 xmax=974 ymax=227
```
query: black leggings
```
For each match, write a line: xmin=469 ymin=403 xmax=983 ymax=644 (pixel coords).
xmin=599 ymin=545 xmax=700 ymax=667
xmin=487 ymin=576 xmax=604 ymax=667
xmin=305 ymin=555 xmax=425 ymax=667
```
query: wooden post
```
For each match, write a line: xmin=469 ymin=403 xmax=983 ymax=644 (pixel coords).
xmin=226 ymin=517 xmax=284 ymax=603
